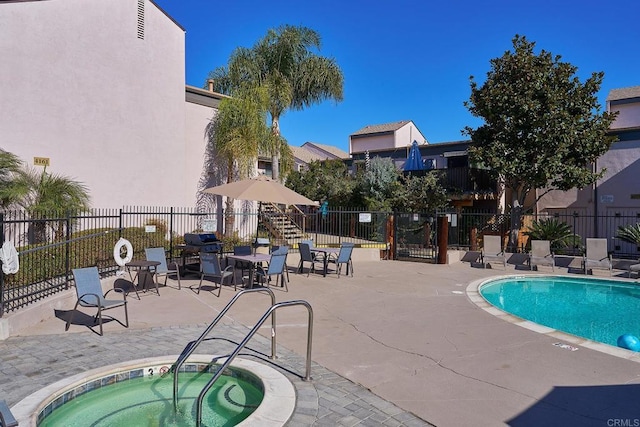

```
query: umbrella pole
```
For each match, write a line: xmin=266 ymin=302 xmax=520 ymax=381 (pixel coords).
xmin=255 ymin=201 xmax=262 ymax=254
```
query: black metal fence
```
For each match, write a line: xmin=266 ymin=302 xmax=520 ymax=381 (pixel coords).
xmin=2 ymin=206 xmax=640 ymax=316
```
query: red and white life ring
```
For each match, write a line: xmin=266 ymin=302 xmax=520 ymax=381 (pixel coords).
xmin=113 ymin=238 xmax=133 ymax=267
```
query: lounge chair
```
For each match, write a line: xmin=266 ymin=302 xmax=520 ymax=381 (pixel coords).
xmin=256 ymin=251 xmax=289 ymax=291
xmin=327 ymin=243 xmax=355 ymax=277
xmin=480 ymin=235 xmax=506 ymax=268
xmin=583 ymin=238 xmax=612 ymax=275
xmin=66 ymin=266 xmax=129 ymax=336
xmin=529 ymin=240 xmax=555 ymax=271
xmin=298 ymin=241 xmax=322 ymax=276
xmin=628 ymin=260 xmax=640 ymax=278
xmin=193 ymin=252 xmax=234 ymax=296
xmin=145 ymin=247 xmax=181 ymax=289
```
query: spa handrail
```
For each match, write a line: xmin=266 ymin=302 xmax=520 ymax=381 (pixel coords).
xmin=171 ymin=287 xmax=276 ymax=410
xmin=195 ymin=300 xmax=314 ymax=427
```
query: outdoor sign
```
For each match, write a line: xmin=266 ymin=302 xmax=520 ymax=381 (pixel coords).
xmin=446 ymin=213 xmax=458 ymax=227
xmin=359 ymin=212 xmax=372 ymax=223
xmin=202 ymin=219 xmax=216 ymax=232
xmin=144 ymin=225 xmax=157 ymax=233
xmin=412 ymin=214 xmax=420 ymax=222
xmin=34 ymin=157 xmax=50 ymax=166
xmin=600 ymin=195 xmax=614 ymax=203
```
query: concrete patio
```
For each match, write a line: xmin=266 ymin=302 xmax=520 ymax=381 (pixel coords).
xmin=2 ymin=253 xmax=640 ymax=426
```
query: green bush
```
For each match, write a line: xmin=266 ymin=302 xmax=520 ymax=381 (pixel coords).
xmin=524 ymin=218 xmax=583 ymax=255
xmin=616 ymin=223 xmax=640 ymax=246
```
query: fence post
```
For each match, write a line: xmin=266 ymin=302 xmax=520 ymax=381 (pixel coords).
xmin=387 ymin=213 xmax=395 ymax=260
xmin=437 ymin=215 xmax=448 ymax=264
xmin=65 ymin=211 xmax=71 ymax=289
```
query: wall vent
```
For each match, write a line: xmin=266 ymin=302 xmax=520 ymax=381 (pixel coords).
xmin=137 ymin=0 xmax=145 ymax=40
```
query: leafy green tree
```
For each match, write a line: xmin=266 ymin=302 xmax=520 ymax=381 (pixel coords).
xmin=0 ymin=149 xmax=24 ymax=209
xmin=286 ymin=159 xmax=354 ymax=206
xmin=392 ymin=173 xmax=449 ymax=212
xmin=464 ymin=35 xmax=617 ymax=251
xmin=356 ymin=157 xmax=402 ymax=211
xmin=209 ymin=25 xmax=344 ymax=181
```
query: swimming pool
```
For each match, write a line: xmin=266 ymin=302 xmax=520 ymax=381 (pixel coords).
xmin=476 ymin=275 xmax=640 ymax=349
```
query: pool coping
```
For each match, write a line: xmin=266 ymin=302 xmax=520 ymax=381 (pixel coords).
xmin=467 ymin=274 xmax=640 ymax=364
xmin=11 ymin=354 xmax=296 ymax=427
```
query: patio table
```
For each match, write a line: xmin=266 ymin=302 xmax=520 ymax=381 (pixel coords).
xmin=226 ymin=253 xmax=271 ymax=288
xmin=309 ymin=247 xmax=340 ymax=277
xmin=125 ymin=260 xmax=161 ymax=296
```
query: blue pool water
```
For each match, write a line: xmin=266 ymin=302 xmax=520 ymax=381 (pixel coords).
xmin=479 ymin=276 xmax=640 ymax=347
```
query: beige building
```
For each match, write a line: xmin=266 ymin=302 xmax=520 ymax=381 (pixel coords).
xmin=1 ymin=0 xmax=223 ymax=209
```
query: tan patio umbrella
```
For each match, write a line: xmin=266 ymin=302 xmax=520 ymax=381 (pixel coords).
xmin=203 ymin=175 xmax=319 ymax=239
xmin=203 ymin=175 xmax=318 ymax=206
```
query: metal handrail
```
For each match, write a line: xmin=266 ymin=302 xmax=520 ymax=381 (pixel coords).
xmin=195 ymin=299 xmax=313 ymax=427
xmin=171 ymin=287 xmax=276 ymax=410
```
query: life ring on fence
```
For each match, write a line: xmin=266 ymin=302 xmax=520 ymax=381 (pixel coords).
xmin=0 ymin=240 xmax=19 ymax=274
xmin=113 ymin=238 xmax=133 ymax=267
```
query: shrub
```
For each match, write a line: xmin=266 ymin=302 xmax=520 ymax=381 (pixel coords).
xmin=524 ymin=218 xmax=582 ymax=255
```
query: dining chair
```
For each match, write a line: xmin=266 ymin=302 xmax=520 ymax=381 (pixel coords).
xmin=271 ymin=245 xmax=290 ymax=280
xmin=298 ymin=242 xmax=322 ymax=276
xmin=145 ymin=247 xmax=181 ymax=289
xmin=194 ymin=252 xmax=234 ymax=296
xmin=233 ymin=245 xmax=253 ymax=280
xmin=327 ymin=243 xmax=355 ymax=277
xmin=256 ymin=252 xmax=289 ymax=291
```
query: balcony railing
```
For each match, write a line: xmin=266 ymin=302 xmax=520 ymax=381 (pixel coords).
xmin=437 ymin=167 xmax=497 ymax=195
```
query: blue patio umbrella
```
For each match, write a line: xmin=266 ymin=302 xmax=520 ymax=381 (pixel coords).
xmin=403 ymin=140 xmax=425 ymax=172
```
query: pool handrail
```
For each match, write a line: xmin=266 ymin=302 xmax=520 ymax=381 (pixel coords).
xmin=171 ymin=287 xmax=276 ymax=410
xmin=195 ymin=300 xmax=314 ymax=427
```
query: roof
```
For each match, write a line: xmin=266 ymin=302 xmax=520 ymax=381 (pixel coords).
xmin=607 ymin=86 xmax=640 ymax=101
xmin=350 ymin=120 xmax=412 ymax=137
xmin=290 ymin=146 xmax=322 ymax=164
xmin=301 ymin=142 xmax=349 ymax=159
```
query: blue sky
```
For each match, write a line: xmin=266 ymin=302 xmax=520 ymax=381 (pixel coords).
xmin=155 ymin=0 xmax=639 ymax=153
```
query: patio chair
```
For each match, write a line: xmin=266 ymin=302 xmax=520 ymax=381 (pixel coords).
xmin=298 ymin=241 xmax=322 ymax=276
xmin=628 ymin=260 xmax=640 ymax=278
xmin=528 ymin=240 xmax=555 ymax=271
xmin=193 ymin=252 xmax=234 ymax=296
xmin=66 ymin=266 xmax=128 ymax=336
xmin=256 ymin=251 xmax=289 ymax=291
xmin=327 ymin=243 xmax=355 ymax=277
xmin=271 ymin=245 xmax=290 ymax=280
xmin=145 ymin=247 xmax=181 ymax=289
xmin=480 ymin=235 xmax=506 ymax=269
xmin=583 ymin=238 xmax=612 ymax=276
xmin=233 ymin=245 xmax=253 ymax=280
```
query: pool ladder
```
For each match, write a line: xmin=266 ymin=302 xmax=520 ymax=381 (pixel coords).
xmin=171 ymin=287 xmax=314 ymax=427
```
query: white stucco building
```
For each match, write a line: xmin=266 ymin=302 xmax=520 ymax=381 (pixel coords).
xmin=1 ymin=0 xmax=223 ymax=208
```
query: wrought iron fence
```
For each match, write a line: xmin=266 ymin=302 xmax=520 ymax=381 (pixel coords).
xmin=3 ymin=205 xmax=640 ymax=316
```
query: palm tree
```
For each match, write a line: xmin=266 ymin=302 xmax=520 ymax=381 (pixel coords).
xmin=205 ymin=85 xmax=270 ymax=236
xmin=0 ymin=149 xmax=25 ymax=209
xmin=12 ymin=167 xmax=91 ymax=243
xmin=208 ymin=25 xmax=344 ymax=181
